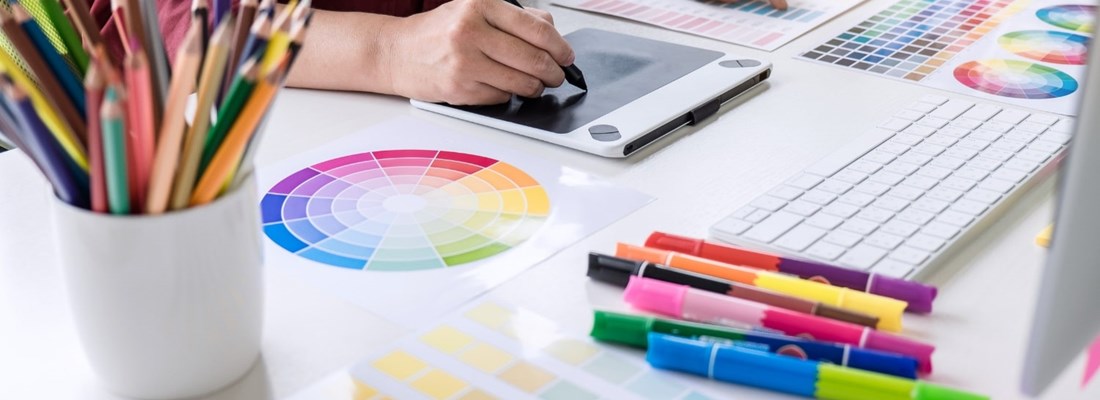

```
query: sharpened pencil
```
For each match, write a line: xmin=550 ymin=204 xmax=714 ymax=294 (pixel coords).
xmin=146 ymin=27 xmax=202 ymax=214
xmin=101 ymin=86 xmax=130 ymax=214
xmin=2 ymin=80 xmax=87 ymax=208
xmin=12 ymin=4 xmax=87 ymax=124
xmin=85 ymin=64 xmax=108 ymax=213
xmin=124 ymin=48 xmax=155 ymax=212
xmin=201 ymin=57 xmax=257 ymax=176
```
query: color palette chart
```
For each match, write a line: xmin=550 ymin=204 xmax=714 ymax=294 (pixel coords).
xmin=261 ymin=150 xmax=549 ymax=271
xmin=257 ymin=118 xmax=652 ymax=327
xmin=801 ymin=0 xmax=1095 ymax=115
xmin=553 ymin=0 xmax=864 ymax=51
xmin=290 ymin=300 xmax=723 ymax=400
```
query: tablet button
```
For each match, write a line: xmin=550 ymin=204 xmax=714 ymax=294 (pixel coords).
xmin=737 ymin=59 xmax=762 ymax=67
xmin=719 ymin=60 xmax=743 ymax=68
xmin=589 ymin=125 xmax=621 ymax=142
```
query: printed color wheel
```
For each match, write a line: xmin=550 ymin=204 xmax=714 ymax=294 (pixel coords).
xmin=954 ymin=59 xmax=1078 ymax=99
xmin=261 ymin=150 xmax=550 ymax=271
xmin=999 ymin=30 xmax=1090 ymax=65
xmin=1036 ymin=5 xmax=1096 ymax=33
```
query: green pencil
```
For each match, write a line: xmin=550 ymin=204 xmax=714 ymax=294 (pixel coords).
xmin=101 ymin=87 xmax=129 ymax=214
xmin=198 ymin=57 xmax=258 ymax=176
xmin=36 ymin=0 xmax=89 ymax=73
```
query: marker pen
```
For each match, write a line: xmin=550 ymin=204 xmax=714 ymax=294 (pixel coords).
xmin=623 ymin=276 xmax=934 ymax=374
xmin=647 ymin=333 xmax=985 ymax=400
xmin=590 ymin=310 xmax=918 ymax=378
xmin=587 ymin=252 xmax=881 ymax=329
xmin=616 ymin=243 xmax=907 ymax=332
xmin=646 ymin=232 xmax=938 ymax=313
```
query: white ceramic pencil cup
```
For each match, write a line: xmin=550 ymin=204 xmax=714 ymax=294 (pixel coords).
xmin=52 ymin=175 xmax=264 ymax=399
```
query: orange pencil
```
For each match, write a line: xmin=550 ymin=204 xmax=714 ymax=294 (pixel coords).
xmin=190 ymin=66 xmax=281 ymax=206
xmin=146 ymin=28 xmax=202 ymax=214
xmin=85 ymin=64 xmax=108 ymax=213
xmin=124 ymin=49 xmax=155 ymax=212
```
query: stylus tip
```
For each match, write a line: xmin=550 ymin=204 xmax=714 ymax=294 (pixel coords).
xmin=564 ymin=64 xmax=588 ymax=91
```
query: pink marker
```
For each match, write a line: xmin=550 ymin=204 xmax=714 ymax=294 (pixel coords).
xmin=624 ymin=276 xmax=935 ymax=374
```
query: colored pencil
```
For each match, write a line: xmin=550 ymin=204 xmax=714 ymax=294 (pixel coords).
xmin=234 ymin=9 xmax=271 ymax=75
xmin=261 ymin=4 xmax=294 ymax=74
xmin=0 ymin=39 xmax=87 ymax=170
xmin=12 ymin=4 xmax=87 ymax=116
xmin=201 ymin=57 xmax=258 ymax=176
xmin=122 ymin=0 xmax=149 ymax=56
xmin=85 ymin=64 xmax=108 ymax=213
xmin=191 ymin=64 xmax=281 ymax=205
xmin=38 ymin=0 xmax=90 ymax=72
xmin=101 ymin=86 xmax=130 ymax=214
xmin=193 ymin=0 xmax=209 ymax=63
xmin=61 ymin=0 xmax=106 ymax=47
xmin=138 ymin=0 xmax=169 ymax=128
xmin=212 ymin=0 xmax=229 ymax=32
xmin=124 ymin=48 xmax=155 ymax=212
xmin=110 ymin=0 xmax=133 ymax=54
xmin=225 ymin=0 xmax=257 ymax=96
xmin=0 ymin=5 xmax=86 ymax=145
xmin=146 ymin=27 xmax=201 ymax=214
xmin=0 ymin=88 xmax=28 ymax=151
xmin=2 ymin=80 xmax=87 ymax=208
xmin=171 ymin=21 xmax=232 ymax=210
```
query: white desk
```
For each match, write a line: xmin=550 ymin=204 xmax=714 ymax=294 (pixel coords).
xmin=1 ymin=1 xmax=1096 ymax=398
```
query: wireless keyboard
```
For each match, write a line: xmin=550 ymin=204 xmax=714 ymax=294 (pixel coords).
xmin=711 ymin=95 xmax=1073 ymax=280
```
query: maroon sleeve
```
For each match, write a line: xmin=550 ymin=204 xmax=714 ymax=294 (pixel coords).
xmin=87 ymin=0 xmax=191 ymax=66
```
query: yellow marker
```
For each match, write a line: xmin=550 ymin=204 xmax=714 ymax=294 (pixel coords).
xmin=0 ymin=49 xmax=87 ymax=170
xmin=1036 ymin=224 xmax=1053 ymax=247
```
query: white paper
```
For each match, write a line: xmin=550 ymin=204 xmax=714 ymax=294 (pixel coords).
xmin=256 ymin=117 xmax=652 ymax=327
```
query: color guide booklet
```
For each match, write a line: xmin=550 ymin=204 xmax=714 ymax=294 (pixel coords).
xmin=289 ymin=299 xmax=728 ymax=400
xmin=553 ymin=0 xmax=865 ymax=51
xmin=257 ymin=117 xmax=652 ymax=327
xmin=801 ymin=0 xmax=1096 ymax=115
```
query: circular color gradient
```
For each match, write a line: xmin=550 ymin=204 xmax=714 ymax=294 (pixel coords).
xmin=1036 ymin=5 xmax=1096 ymax=33
xmin=261 ymin=150 xmax=550 ymax=271
xmin=999 ymin=30 xmax=1090 ymax=65
xmin=954 ymin=59 xmax=1078 ymax=99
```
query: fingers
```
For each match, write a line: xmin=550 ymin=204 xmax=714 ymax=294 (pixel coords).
xmin=769 ymin=0 xmax=789 ymax=10
xmin=527 ymin=8 xmax=554 ymax=24
xmin=477 ymin=0 xmax=575 ymax=66
xmin=480 ymin=29 xmax=566 ymax=88
xmin=447 ymin=82 xmax=512 ymax=105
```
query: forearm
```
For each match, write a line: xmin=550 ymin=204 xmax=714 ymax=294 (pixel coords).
xmin=283 ymin=9 xmax=400 ymax=95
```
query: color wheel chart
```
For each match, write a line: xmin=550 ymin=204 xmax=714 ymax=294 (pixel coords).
xmin=999 ymin=30 xmax=1090 ymax=64
xmin=954 ymin=59 xmax=1079 ymax=98
xmin=553 ymin=0 xmax=864 ymax=51
xmin=261 ymin=150 xmax=550 ymax=271
xmin=1037 ymin=4 xmax=1097 ymax=32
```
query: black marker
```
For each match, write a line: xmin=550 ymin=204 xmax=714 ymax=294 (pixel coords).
xmin=502 ymin=0 xmax=588 ymax=91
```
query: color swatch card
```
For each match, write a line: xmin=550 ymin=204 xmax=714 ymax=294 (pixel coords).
xmin=257 ymin=118 xmax=652 ymax=327
xmin=288 ymin=299 xmax=727 ymax=400
xmin=800 ymin=0 xmax=1096 ymax=115
xmin=553 ymin=0 xmax=865 ymax=51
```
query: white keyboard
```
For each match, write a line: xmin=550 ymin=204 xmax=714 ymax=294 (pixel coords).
xmin=711 ymin=95 xmax=1073 ymax=280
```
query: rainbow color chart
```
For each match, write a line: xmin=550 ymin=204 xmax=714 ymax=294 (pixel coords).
xmin=261 ymin=150 xmax=549 ymax=271
xmin=954 ymin=59 xmax=1079 ymax=98
xmin=999 ymin=30 xmax=1090 ymax=64
xmin=553 ymin=0 xmax=864 ymax=51
xmin=1037 ymin=4 xmax=1097 ymax=32
xmin=289 ymin=300 xmax=722 ymax=400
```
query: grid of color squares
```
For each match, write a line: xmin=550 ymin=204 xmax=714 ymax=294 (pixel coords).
xmin=954 ymin=59 xmax=1079 ymax=99
xmin=261 ymin=150 xmax=549 ymax=271
xmin=800 ymin=0 xmax=1021 ymax=81
xmin=555 ymin=0 xmax=860 ymax=51
xmin=998 ymin=30 xmax=1090 ymax=65
xmin=1036 ymin=4 xmax=1097 ymax=33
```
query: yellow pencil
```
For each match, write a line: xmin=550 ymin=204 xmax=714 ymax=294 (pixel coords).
xmin=146 ymin=27 xmax=202 ymax=214
xmin=170 ymin=20 xmax=233 ymax=210
xmin=259 ymin=1 xmax=294 ymax=74
xmin=0 ymin=44 xmax=87 ymax=170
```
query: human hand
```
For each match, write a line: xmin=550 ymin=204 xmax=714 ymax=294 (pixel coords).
xmin=385 ymin=0 xmax=574 ymax=105
xmin=716 ymin=0 xmax=789 ymax=11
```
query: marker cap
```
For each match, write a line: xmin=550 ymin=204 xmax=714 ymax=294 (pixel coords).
xmin=586 ymin=252 xmax=642 ymax=287
xmin=590 ymin=310 xmax=652 ymax=348
xmin=865 ymin=330 xmax=935 ymax=374
xmin=912 ymin=381 xmax=990 ymax=400
xmin=645 ymin=231 xmax=781 ymax=271
xmin=868 ymin=275 xmax=938 ymax=314
xmin=623 ymin=276 xmax=685 ymax=317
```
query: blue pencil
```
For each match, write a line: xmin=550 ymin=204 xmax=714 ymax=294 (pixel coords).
xmin=12 ymin=4 xmax=87 ymax=113
xmin=4 ymin=82 xmax=88 ymax=208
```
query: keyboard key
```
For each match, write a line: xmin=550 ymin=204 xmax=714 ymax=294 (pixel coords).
xmin=907 ymin=234 xmax=946 ymax=252
xmin=865 ymin=231 xmax=905 ymax=250
xmin=787 ymin=174 xmax=824 ymax=190
xmin=817 ymin=180 xmax=853 ymax=194
xmin=895 ymin=109 xmax=925 ymax=121
xmin=1016 ymin=150 xmax=1050 ymax=163
xmin=955 ymin=166 xmax=990 ymax=181
xmin=920 ymin=94 xmax=949 ymax=105
xmin=884 ymin=161 xmax=919 ymax=176
xmin=1039 ymin=131 xmax=1071 ymax=145
xmin=881 ymin=220 xmax=921 ymax=237
xmin=1026 ymin=114 xmax=1059 ymax=126
xmin=964 ymin=188 xmax=1001 ymax=204
xmin=980 ymin=148 xmax=1015 ymax=162
xmin=838 ymin=244 xmax=888 ymax=270
xmin=1004 ymin=158 xmax=1038 ymax=173
xmin=908 ymin=102 xmax=937 ymax=113
xmin=941 ymin=176 xmax=978 ymax=191
xmin=929 ymin=99 xmax=973 ymax=120
xmin=923 ymin=222 xmax=961 ymax=240
xmin=838 ymin=192 xmax=877 ymax=207
xmin=991 ymin=139 xmax=1027 ymax=153
xmin=992 ymin=168 xmax=1028 ymax=183
xmin=930 ymin=156 xmax=967 ymax=170
xmin=1028 ymin=141 xmax=1063 ymax=154
xmin=891 ymin=134 xmax=924 ymax=146
xmin=1015 ymin=121 xmax=1048 ymax=134
xmin=958 ymin=138 xmax=991 ymax=151
xmin=849 ymin=160 xmax=884 ymax=175
xmin=902 ymin=125 xmax=936 ymax=138
xmin=744 ymin=212 xmax=803 ymax=243
xmin=1052 ymin=119 xmax=1075 ymax=133
xmin=801 ymin=190 xmax=838 ymax=205
xmin=898 ymin=152 xmax=933 ymax=166
xmin=961 ymin=104 xmax=1001 ymax=121
xmin=912 ymin=197 xmax=949 ymax=214
xmin=1004 ymin=130 xmax=1038 ymax=143
xmin=833 ymin=170 xmax=868 ymax=184
xmin=840 ymin=219 xmax=879 ymax=235
xmin=916 ymin=116 xmax=950 ymax=129
xmin=967 ymin=157 xmax=1002 ymax=171
xmin=912 ymin=143 xmax=947 ymax=156
xmin=870 ymin=259 xmax=914 ymax=278
xmin=970 ymin=130 xmax=1003 ymax=142
xmin=854 ymin=181 xmax=892 ymax=196
xmin=768 ymin=186 xmax=804 ymax=201
xmin=926 ymin=187 xmax=964 ymax=203
xmin=925 ymin=135 xmax=958 ymax=147
xmin=874 ymin=196 xmax=910 ymax=212
xmin=823 ymin=202 xmax=861 ymax=219
xmin=869 ymin=171 xmax=906 ymax=186
xmin=916 ymin=165 xmax=953 ymax=180
xmin=776 ymin=225 xmax=828 ymax=252
xmin=982 ymin=121 xmax=1015 ymax=133
xmin=751 ymin=196 xmax=787 ymax=212
xmin=978 ymin=178 xmax=1016 ymax=194
xmin=903 ymin=176 xmax=939 ymax=190
xmin=950 ymin=199 xmax=988 ymax=216
xmin=936 ymin=210 xmax=975 ymax=227
xmin=863 ymin=151 xmax=897 ymax=164
xmin=879 ymin=118 xmax=912 ymax=131
xmin=897 ymin=208 xmax=935 ymax=225
xmin=824 ymin=230 xmax=863 ymax=248
xmin=888 ymin=185 xmax=925 ymax=201
xmin=948 ymin=119 xmax=981 ymax=130
xmin=746 ymin=209 xmax=771 ymax=223
xmin=807 ymin=242 xmax=846 ymax=261
xmin=879 ymin=141 xmax=911 ymax=154
xmin=889 ymin=246 xmax=931 ymax=265
xmin=713 ymin=218 xmax=752 ymax=235
xmin=806 ymin=213 xmax=844 ymax=230
xmin=785 ymin=200 xmax=822 ymax=217
xmin=857 ymin=207 xmax=895 ymax=224
xmin=731 ymin=206 xmax=757 ymax=219
xmin=941 ymin=126 xmax=974 ymax=137
xmin=992 ymin=109 xmax=1029 ymax=125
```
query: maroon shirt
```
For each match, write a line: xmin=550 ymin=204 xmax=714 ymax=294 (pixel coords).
xmin=88 ymin=0 xmax=450 ymax=65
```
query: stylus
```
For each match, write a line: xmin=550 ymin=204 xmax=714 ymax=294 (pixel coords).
xmin=501 ymin=0 xmax=589 ymax=91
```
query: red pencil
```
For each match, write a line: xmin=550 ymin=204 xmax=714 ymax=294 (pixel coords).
xmin=85 ymin=64 xmax=108 ymax=212
xmin=124 ymin=48 xmax=155 ymax=212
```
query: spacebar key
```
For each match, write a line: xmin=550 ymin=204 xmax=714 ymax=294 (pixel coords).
xmin=804 ymin=128 xmax=895 ymax=178
xmin=743 ymin=212 xmax=803 ymax=243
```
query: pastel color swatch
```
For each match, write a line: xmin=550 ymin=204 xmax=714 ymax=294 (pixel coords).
xmin=953 ymin=59 xmax=1079 ymax=99
xmin=999 ymin=30 xmax=1090 ymax=65
xmin=261 ymin=150 xmax=550 ymax=271
xmin=1036 ymin=5 xmax=1096 ymax=33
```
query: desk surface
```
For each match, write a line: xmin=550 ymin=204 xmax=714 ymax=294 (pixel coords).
xmin=1 ymin=1 xmax=1096 ymax=398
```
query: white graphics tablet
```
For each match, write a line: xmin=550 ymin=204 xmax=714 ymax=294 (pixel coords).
xmin=412 ymin=29 xmax=771 ymax=158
